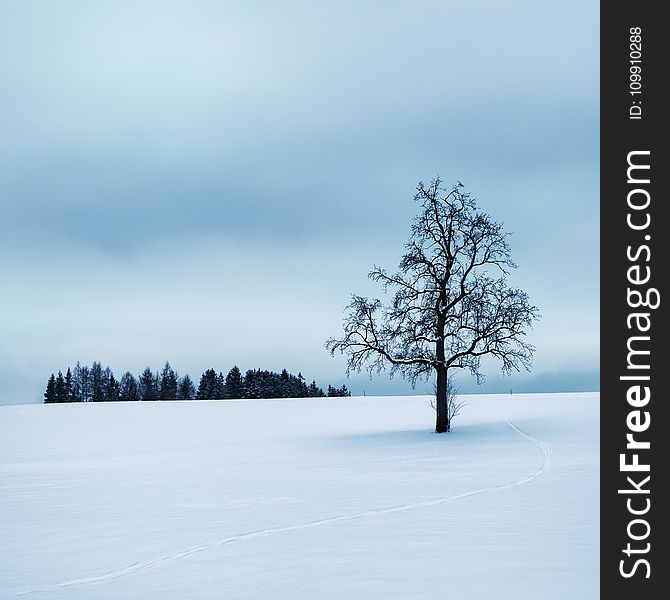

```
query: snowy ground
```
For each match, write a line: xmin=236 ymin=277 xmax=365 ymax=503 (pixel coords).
xmin=0 ymin=393 xmax=598 ymax=599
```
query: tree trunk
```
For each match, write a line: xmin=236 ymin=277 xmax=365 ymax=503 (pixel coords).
xmin=435 ymin=358 xmax=449 ymax=434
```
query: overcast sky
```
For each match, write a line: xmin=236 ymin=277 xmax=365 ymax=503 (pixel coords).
xmin=0 ymin=1 xmax=599 ymax=404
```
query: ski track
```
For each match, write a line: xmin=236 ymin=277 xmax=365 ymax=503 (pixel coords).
xmin=15 ymin=421 xmax=550 ymax=596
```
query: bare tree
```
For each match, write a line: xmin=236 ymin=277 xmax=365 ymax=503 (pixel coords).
xmin=326 ymin=178 xmax=539 ymax=433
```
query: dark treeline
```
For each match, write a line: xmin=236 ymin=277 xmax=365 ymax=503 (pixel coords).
xmin=43 ymin=362 xmax=351 ymax=403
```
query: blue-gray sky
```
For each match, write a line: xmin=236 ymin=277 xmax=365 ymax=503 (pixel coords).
xmin=0 ymin=1 xmax=599 ymax=404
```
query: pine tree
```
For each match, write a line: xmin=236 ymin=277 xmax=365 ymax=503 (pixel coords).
xmin=119 ymin=372 xmax=140 ymax=401
xmin=223 ymin=366 xmax=243 ymax=399
xmin=197 ymin=368 xmax=219 ymax=399
xmin=159 ymin=362 xmax=178 ymax=400
xmin=177 ymin=374 xmax=195 ymax=400
xmin=308 ymin=380 xmax=325 ymax=397
xmin=216 ymin=372 xmax=226 ymax=399
xmin=196 ymin=371 xmax=208 ymax=399
xmin=139 ymin=367 xmax=159 ymax=401
xmin=279 ymin=369 xmax=291 ymax=397
xmin=102 ymin=367 xmax=114 ymax=401
xmin=327 ymin=384 xmax=351 ymax=397
xmin=79 ymin=364 xmax=91 ymax=402
xmin=296 ymin=372 xmax=309 ymax=398
xmin=54 ymin=371 xmax=68 ymax=403
xmin=44 ymin=374 xmax=56 ymax=404
xmin=243 ymin=369 xmax=260 ymax=398
xmin=107 ymin=373 xmax=120 ymax=401
xmin=65 ymin=368 xmax=73 ymax=402
xmin=91 ymin=362 xmax=105 ymax=402
xmin=71 ymin=362 xmax=83 ymax=402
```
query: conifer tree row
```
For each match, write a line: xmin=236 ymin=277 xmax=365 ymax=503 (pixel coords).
xmin=44 ymin=362 xmax=350 ymax=403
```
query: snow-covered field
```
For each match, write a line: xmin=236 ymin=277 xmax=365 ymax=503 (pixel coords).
xmin=0 ymin=393 xmax=598 ymax=599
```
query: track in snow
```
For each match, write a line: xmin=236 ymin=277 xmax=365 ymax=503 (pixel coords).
xmin=15 ymin=421 xmax=549 ymax=596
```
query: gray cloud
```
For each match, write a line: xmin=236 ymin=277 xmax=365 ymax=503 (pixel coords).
xmin=0 ymin=0 xmax=598 ymax=404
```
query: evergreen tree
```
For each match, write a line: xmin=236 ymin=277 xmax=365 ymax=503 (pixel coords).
xmin=243 ymin=369 xmax=259 ymax=398
xmin=308 ymin=380 xmax=325 ymax=397
xmin=177 ymin=374 xmax=195 ymax=400
xmin=159 ymin=362 xmax=178 ymax=400
xmin=91 ymin=362 xmax=105 ymax=402
xmin=196 ymin=370 xmax=208 ymax=399
xmin=119 ymin=372 xmax=140 ymax=401
xmin=296 ymin=372 xmax=309 ymax=397
xmin=79 ymin=364 xmax=91 ymax=402
xmin=65 ymin=368 xmax=73 ymax=403
xmin=279 ymin=369 xmax=291 ymax=397
xmin=102 ymin=367 xmax=114 ymax=400
xmin=223 ymin=366 xmax=243 ymax=399
xmin=197 ymin=368 xmax=219 ymax=399
xmin=107 ymin=373 xmax=120 ymax=401
xmin=44 ymin=374 xmax=56 ymax=404
xmin=327 ymin=384 xmax=351 ymax=397
xmin=216 ymin=372 xmax=226 ymax=399
xmin=139 ymin=367 xmax=159 ymax=401
xmin=55 ymin=371 xmax=68 ymax=403
xmin=71 ymin=362 xmax=83 ymax=402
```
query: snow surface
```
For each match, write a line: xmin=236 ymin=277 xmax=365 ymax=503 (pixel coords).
xmin=0 ymin=393 xmax=599 ymax=599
